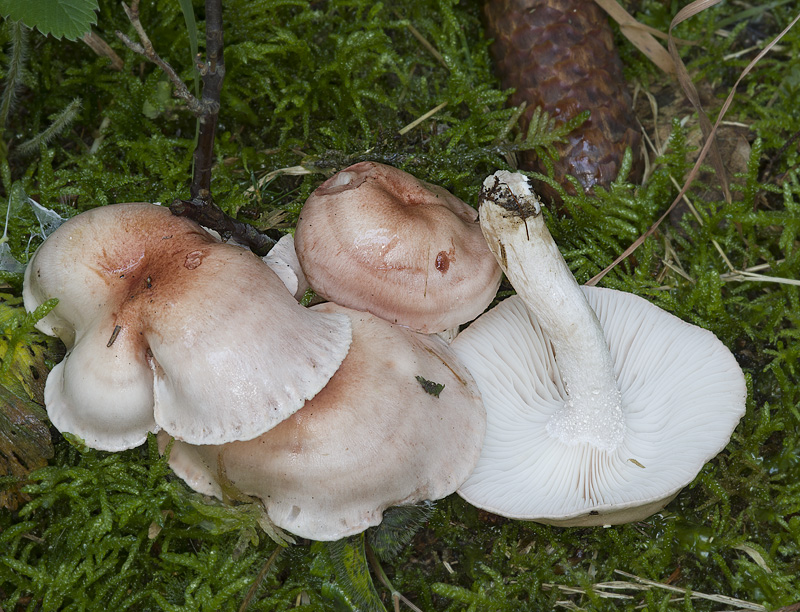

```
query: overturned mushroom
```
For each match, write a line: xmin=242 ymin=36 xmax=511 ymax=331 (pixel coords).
xmin=23 ymin=203 xmax=352 ymax=451
xmin=294 ymin=162 xmax=502 ymax=333
xmin=161 ymin=302 xmax=486 ymax=541
xmin=451 ymin=172 xmax=746 ymax=525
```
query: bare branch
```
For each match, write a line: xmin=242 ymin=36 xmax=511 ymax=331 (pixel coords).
xmin=117 ymin=0 xmax=277 ymax=254
xmin=114 ymin=0 xmax=204 ymax=115
xmin=170 ymin=199 xmax=278 ymax=256
xmin=190 ymin=0 xmax=225 ymax=200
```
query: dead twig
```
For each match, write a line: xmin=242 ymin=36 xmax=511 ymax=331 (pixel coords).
xmin=115 ymin=0 xmax=204 ymax=115
xmin=116 ymin=0 xmax=277 ymax=255
xmin=171 ymin=199 xmax=277 ymax=256
xmin=189 ymin=0 xmax=225 ymax=202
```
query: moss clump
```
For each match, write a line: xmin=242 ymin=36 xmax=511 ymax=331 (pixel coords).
xmin=2 ymin=0 xmax=800 ymax=610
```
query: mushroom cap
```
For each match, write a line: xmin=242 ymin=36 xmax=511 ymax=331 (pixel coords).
xmin=294 ymin=162 xmax=502 ymax=333
xmin=23 ymin=203 xmax=352 ymax=451
xmin=161 ymin=302 xmax=486 ymax=541
xmin=262 ymin=233 xmax=309 ymax=300
xmin=450 ymin=289 xmax=746 ymax=525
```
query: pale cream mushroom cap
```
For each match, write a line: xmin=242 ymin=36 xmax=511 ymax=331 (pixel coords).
xmin=262 ymin=233 xmax=309 ymax=300
xmin=207 ymin=230 xmax=308 ymax=299
xmin=23 ymin=203 xmax=352 ymax=451
xmin=451 ymin=286 xmax=747 ymax=525
xmin=161 ymin=302 xmax=486 ymax=541
xmin=294 ymin=162 xmax=502 ymax=333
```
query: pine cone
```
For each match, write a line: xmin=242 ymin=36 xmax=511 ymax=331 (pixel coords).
xmin=484 ymin=0 xmax=643 ymax=201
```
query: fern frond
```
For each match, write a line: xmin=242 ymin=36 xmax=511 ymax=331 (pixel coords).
xmin=0 ymin=20 xmax=29 ymax=129
xmin=16 ymin=98 xmax=82 ymax=156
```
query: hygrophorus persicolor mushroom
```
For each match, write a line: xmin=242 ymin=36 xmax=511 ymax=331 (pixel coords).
xmin=262 ymin=233 xmax=309 ymax=300
xmin=160 ymin=302 xmax=486 ymax=541
xmin=23 ymin=203 xmax=352 ymax=451
xmin=451 ymin=171 xmax=747 ymax=526
xmin=294 ymin=161 xmax=502 ymax=334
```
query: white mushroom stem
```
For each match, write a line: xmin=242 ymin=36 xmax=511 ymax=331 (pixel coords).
xmin=479 ymin=171 xmax=624 ymax=452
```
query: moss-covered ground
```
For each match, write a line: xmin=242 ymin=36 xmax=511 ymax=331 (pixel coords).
xmin=1 ymin=0 xmax=799 ymax=610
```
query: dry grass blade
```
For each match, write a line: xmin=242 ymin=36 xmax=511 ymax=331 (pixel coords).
xmin=545 ymin=571 xmax=769 ymax=611
xmin=246 ymin=165 xmax=314 ymax=194
xmin=593 ymin=0 xmax=676 ymax=74
xmin=720 ymin=270 xmax=800 ymax=286
xmin=661 ymin=175 xmax=798 ymax=286
xmin=82 ymin=30 xmax=124 ymax=70
xmin=366 ymin=542 xmax=424 ymax=612
xmin=237 ymin=546 xmax=282 ymax=612
xmin=614 ymin=570 xmax=768 ymax=611
xmin=404 ymin=21 xmax=448 ymax=69
xmin=398 ymin=102 xmax=448 ymax=135
xmin=668 ymin=0 xmax=731 ymax=204
xmin=543 ymin=583 xmax=636 ymax=599
xmin=587 ymin=10 xmax=800 ymax=286
xmin=733 ymin=544 xmax=772 ymax=573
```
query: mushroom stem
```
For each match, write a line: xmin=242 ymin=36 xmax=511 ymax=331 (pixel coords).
xmin=478 ymin=171 xmax=624 ymax=451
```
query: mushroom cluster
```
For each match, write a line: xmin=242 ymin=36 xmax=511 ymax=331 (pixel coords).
xmin=162 ymin=302 xmax=485 ymax=540
xmin=23 ymin=165 xmax=746 ymax=538
xmin=23 ymin=164 xmax=496 ymax=540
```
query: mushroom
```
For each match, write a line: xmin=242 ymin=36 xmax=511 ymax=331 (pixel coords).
xmin=294 ymin=161 xmax=502 ymax=333
xmin=262 ymin=233 xmax=309 ymax=300
xmin=161 ymin=302 xmax=486 ymax=541
xmin=450 ymin=171 xmax=746 ymax=525
xmin=201 ymin=230 xmax=309 ymax=301
xmin=23 ymin=203 xmax=352 ymax=451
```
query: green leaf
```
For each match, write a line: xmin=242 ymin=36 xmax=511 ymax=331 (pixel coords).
xmin=177 ymin=0 xmax=199 ymax=96
xmin=0 ymin=0 xmax=99 ymax=41
xmin=415 ymin=375 xmax=444 ymax=398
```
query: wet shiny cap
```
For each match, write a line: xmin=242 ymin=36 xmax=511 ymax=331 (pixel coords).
xmin=294 ymin=162 xmax=502 ymax=333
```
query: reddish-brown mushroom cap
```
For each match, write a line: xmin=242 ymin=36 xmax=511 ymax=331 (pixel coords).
xmin=294 ymin=162 xmax=502 ymax=333
xmin=23 ymin=203 xmax=352 ymax=451
xmin=161 ymin=302 xmax=486 ymax=541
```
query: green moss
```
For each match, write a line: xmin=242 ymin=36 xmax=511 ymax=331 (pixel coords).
xmin=2 ymin=0 xmax=800 ymax=610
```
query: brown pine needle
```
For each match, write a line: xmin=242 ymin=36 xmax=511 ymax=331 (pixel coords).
xmin=238 ymin=546 xmax=282 ymax=612
xmin=398 ymin=102 xmax=448 ymax=135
